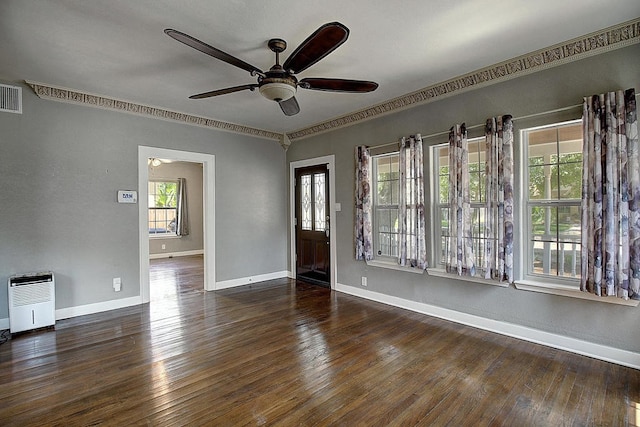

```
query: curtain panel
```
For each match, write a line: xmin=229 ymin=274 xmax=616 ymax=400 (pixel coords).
xmin=484 ymin=115 xmax=514 ymax=283
xmin=355 ymin=146 xmax=373 ymax=261
xmin=446 ymin=124 xmax=476 ymax=276
xmin=581 ymin=88 xmax=638 ymax=300
xmin=176 ymin=177 xmax=189 ymax=236
xmin=445 ymin=117 xmax=514 ymax=283
xmin=398 ymin=135 xmax=427 ymax=269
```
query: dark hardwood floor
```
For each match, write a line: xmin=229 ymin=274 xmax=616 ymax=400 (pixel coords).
xmin=0 ymin=255 xmax=638 ymax=426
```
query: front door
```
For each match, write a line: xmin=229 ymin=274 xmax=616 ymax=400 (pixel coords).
xmin=295 ymin=165 xmax=330 ymax=286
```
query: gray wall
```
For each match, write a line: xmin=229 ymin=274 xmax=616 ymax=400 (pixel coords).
xmin=148 ymin=161 xmax=204 ymax=255
xmin=0 ymin=84 xmax=287 ymax=316
xmin=286 ymin=44 xmax=640 ymax=353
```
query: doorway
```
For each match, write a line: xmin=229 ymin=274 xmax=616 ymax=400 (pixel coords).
xmin=295 ymin=165 xmax=330 ymax=286
xmin=289 ymin=155 xmax=336 ymax=289
xmin=138 ymin=146 xmax=216 ymax=303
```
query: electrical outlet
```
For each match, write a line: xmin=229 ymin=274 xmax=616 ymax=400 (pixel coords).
xmin=161 ymin=244 xmax=166 ymax=250
xmin=361 ymin=276 xmax=367 ymax=287
xmin=113 ymin=277 xmax=122 ymax=292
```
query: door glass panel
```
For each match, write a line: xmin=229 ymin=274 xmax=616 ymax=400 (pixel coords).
xmin=314 ymin=173 xmax=326 ymax=231
xmin=301 ymin=174 xmax=312 ymax=230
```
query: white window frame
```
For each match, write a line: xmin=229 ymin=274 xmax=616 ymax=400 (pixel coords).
xmin=372 ymin=151 xmax=400 ymax=262
xmin=520 ymin=119 xmax=583 ymax=288
xmin=148 ymin=179 xmax=179 ymax=238
xmin=431 ymin=136 xmax=488 ymax=273
xmin=368 ymin=149 xmax=423 ymax=274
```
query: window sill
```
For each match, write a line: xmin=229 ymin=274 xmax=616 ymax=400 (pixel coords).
xmin=515 ymin=280 xmax=639 ymax=307
xmin=426 ymin=268 xmax=510 ymax=287
xmin=366 ymin=259 xmax=425 ymax=274
xmin=149 ymin=234 xmax=180 ymax=239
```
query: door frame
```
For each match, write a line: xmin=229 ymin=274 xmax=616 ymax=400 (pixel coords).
xmin=138 ymin=146 xmax=216 ymax=303
xmin=289 ymin=155 xmax=336 ymax=289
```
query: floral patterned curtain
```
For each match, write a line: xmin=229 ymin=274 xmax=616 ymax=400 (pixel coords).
xmin=581 ymin=88 xmax=638 ymax=300
xmin=398 ymin=135 xmax=427 ymax=269
xmin=446 ymin=124 xmax=476 ymax=276
xmin=176 ymin=177 xmax=189 ymax=236
xmin=446 ymin=118 xmax=513 ymax=282
xmin=484 ymin=116 xmax=514 ymax=283
xmin=355 ymin=146 xmax=373 ymax=260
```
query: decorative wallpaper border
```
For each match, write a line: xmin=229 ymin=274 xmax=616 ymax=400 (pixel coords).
xmin=287 ymin=18 xmax=640 ymax=141
xmin=25 ymin=18 xmax=639 ymax=144
xmin=25 ymin=81 xmax=282 ymax=141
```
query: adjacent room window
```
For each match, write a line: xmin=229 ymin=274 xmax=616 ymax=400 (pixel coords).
xmin=432 ymin=137 xmax=488 ymax=272
xmin=148 ymin=180 xmax=178 ymax=236
xmin=372 ymin=153 xmax=400 ymax=258
xmin=522 ymin=120 xmax=582 ymax=283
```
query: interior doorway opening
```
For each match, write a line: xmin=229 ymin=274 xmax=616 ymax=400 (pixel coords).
xmin=147 ymin=158 xmax=205 ymax=302
xmin=139 ymin=146 xmax=216 ymax=303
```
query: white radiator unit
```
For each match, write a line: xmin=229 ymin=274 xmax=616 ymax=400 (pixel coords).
xmin=8 ymin=272 xmax=55 ymax=333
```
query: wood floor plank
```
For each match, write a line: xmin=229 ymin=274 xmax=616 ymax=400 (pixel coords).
xmin=0 ymin=255 xmax=638 ymax=426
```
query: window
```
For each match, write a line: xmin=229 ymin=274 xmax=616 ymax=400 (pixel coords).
xmin=300 ymin=171 xmax=326 ymax=232
xmin=148 ymin=180 xmax=178 ymax=236
xmin=432 ymin=137 xmax=489 ymax=273
xmin=372 ymin=145 xmax=426 ymax=266
xmin=523 ymin=120 xmax=582 ymax=282
xmin=373 ymin=153 xmax=400 ymax=258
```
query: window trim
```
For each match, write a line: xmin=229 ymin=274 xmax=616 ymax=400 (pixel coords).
xmin=514 ymin=280 xmax=639 ymax=306
xmin=426 ymin=268 xmax=508 ymax=286
xmin=520 ymin=119 xmax=583 ymax=287
xmin=369 ymin=148 xmax=423 ymax=271
xmin=148 ymin=179 xmax=179 ymax=237
xmin=430 ymin=136 xmax=488 ymax=274
xmin=371 ymin=151 xmax=400 ymax=262
xmin=366 ymin=259 xmax=425 ymax=274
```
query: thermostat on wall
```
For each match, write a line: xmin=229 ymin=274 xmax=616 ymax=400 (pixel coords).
xmin=117 ymin=190 xmax=137 ymax=203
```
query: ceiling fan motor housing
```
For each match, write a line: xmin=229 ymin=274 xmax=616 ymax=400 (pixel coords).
xmin=258 ymin=67 xmax=298 ymax=102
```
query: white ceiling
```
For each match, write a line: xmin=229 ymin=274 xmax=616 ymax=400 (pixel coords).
xmin=1 ymin=1 xmax=638 ymax=135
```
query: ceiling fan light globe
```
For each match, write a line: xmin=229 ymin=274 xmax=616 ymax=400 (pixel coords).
xmin=259 ymin=82 xmax=296 ymax=102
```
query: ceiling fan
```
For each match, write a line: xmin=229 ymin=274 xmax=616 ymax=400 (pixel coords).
xmin=164 ymin=22 xmax=378 ymax=116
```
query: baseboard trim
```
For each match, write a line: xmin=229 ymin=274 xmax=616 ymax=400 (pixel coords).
xmin=149 ymin=249 xmax=204 ymax=260
xmin=335 ymin=283 xmax=640 ymax=370
xmin=55 ymin=296 xmax=143 ymax=321
xmin=0 ymin=296 xmax=144 ymax=330
xmin=216 ymin=271 xmax=289 ymax=290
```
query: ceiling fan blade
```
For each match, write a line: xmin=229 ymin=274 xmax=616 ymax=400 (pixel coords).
xmin=165 ymin=29 xmax=263 ymax=75
xmin=189 ymin=84 xmax=258 ymax=99
xmin=283 ymin=22 xmax=349 ymax=74
xmin=279 ymin=97 xmax=300 ymax=116
xmin=299 ymin=78 xmax=378 ymax=93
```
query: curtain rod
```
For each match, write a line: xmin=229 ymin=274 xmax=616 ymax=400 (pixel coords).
xmin=370 ymin=103 xmax=583 ymax=150
xmin=370 ymin=90 xmax=638 ymax=150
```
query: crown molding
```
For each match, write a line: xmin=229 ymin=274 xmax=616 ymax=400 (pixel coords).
xmin=287 ymin=18 xmax=640 ymax=141
xmin=25 ymin=81 xmax=282 ymax=141
xmin=24 ymin=18 xmax=640 ymax=144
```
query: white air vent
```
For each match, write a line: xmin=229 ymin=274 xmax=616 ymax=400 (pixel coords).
xmin=0 ymin=84 xmax=22 ymax=114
